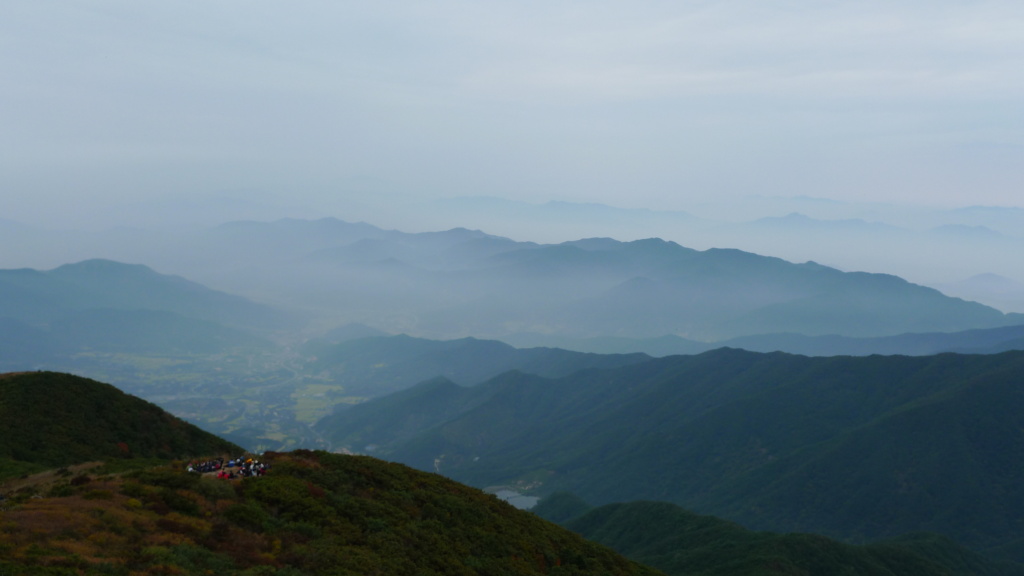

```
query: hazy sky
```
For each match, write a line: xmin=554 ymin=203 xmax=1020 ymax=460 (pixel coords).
xmin=3 ymin=1 xmax=1024 ymax=229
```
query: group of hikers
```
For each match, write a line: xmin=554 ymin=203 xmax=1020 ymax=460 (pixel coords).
xmin=186 ymin=456 xmax=268 ymax=479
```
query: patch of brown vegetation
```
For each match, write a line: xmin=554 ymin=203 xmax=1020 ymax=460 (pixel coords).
xmin=0 ymin=372 xmax=33 ymax=381
xmin=0 ymin=461 xmax=102 ymax=495
xmin=0 ymin=493 xmax=139 ymax=567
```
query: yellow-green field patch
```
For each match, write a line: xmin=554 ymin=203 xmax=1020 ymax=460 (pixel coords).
xmin=291 ymin=384 xmax=347 ymax=424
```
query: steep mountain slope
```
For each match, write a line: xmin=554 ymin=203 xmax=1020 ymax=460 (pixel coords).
xmin=0 ymin=451 xmax=662 ymax=576
xmin=538 ymin=498 xmax=1024 ymax=576
xmin=329 ymin=349 xmax=1024 ymax=559
xmin=0 ymin=372 xmax=241 ymax=479
xmin=317 ymin=377 xmax=506 ymax=451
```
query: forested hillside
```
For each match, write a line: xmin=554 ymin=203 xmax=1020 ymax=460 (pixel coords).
xmin=306 ymin=333 xmax=649 ymax=400
xmin=322 ymin=349 xmax=1024 ymax=560
xmin=0 ymin=372 xmax=240 ymax=480
xmin=533 ymin=496 xmax=1024 ymax=576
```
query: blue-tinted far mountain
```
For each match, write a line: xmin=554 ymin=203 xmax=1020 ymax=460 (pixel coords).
xmin=939 ymin=273 xmax=1024 ymax=317
xmin=452 ymin=238 xmax=1019 ymax=341
xmin=3 ymin=217 xmax=1021 ymax=344
xmin=748 ymin=212 xmax=903 ymax=234
xmin=320 ymin=322 xmax=390 ymax=343
xmin=45 ymin=259 xmax=294 ymax=331
xmin=92 ymin=218 xmax=1022 ymax=344
xmin=0 ymin=259 xmax=292 ymax=330
xmin=412 ymin=198 xmax=1024 ymax=308
xmin=0 ymin=259 xmax=292 ymax=369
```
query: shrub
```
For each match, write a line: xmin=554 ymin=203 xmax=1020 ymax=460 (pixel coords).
xmin=224 ymin=502 xmax=271 ymax=533
xmin=194 ymin=477 xmax=236 ymax=502
xmin=47 ymin=484 xmax=76 ymax=498
xmin=119 ymin=481 xmax=147 ymax=498
xmin=83 ymin=489 xmax=114 ymax=500
xmin=156 ymin=488 xmax=201 ymax=517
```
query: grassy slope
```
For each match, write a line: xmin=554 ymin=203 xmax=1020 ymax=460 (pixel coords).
xmin=0 ymin=451 xmax=663 ymax=576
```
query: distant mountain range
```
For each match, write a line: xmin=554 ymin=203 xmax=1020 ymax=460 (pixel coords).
xmin=415 ymin=198 xmax=1024 ymax=309
xmin=300 ymin=328 xmax=1024 ymax=413
xmin=3 ymin=217 xmax=1022 ymax=343
xmin=122 ymin=218 xmax=1024 ymax=342
xmin=939 ymin=273 xmax=1024 ymax=315
xmin=303 ymin=333 xmax=650 ymax=399
xmin=320 ymin=348 xmax=1024 ymax=561
xmin=0 ymin=258 xmax=292 ymax=330
xmin=5 ymin=197 xmax=1024 ymax=311
xmin=0 ymin=259 xmax=288 ymax=369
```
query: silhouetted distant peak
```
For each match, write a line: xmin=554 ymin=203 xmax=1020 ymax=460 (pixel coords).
xmin=928 ymin=224 xmax=1003 ymax=239
xmin=215 ymin=217 xmax=390 ymax=238
xmin=51 ymin=258 xmax=155 ymax=276
xmin=967 ymin=272 xmax=1017 ymax=284
xmin=561 ymin=237 xmax=622 ymax=251
xmin=955 ymin=205 xmax=1024 ymax=215
xmin=627 ymin=238 xmax=682 ymax=248
xmin=945 ymin=273 xmax=1024 ymax=294
xmin=701 ymin=247 xmax=785 ymax=264
xmin=323 ymin=322 xmax=390 ymax=342
xmin=48 ymin=259 xmax=210 ymax=296
xmin=751 ymin=212 xmax=897 ymax=233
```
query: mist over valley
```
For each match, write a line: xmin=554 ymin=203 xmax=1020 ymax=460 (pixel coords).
xmin=5 ymin=2 xmax=1024 ymax=571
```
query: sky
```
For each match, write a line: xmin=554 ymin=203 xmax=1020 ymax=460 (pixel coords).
xmin=3 ymin=1 xmax=1024 ymax=230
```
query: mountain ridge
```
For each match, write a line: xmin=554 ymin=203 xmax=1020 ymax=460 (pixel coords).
xmin=21 ymin=217 xmax=1017 ymax=342
xmin=534 ymin=497 xmax=1024 ymax=576
xmin=321 ymin=348 xmax=1024 ymax=560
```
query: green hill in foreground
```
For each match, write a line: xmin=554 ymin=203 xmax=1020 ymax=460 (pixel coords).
xmin=0 ymin=371 xmax=241 ymax=480
xmin=535 ymin=495 xmax=1024 ymax=576
xmin=0 ymin=451 xmax=662 ymax=576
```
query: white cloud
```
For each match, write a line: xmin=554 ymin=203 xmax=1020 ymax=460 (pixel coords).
xmin=1 ymin=0 xmax=1023 ymax=225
